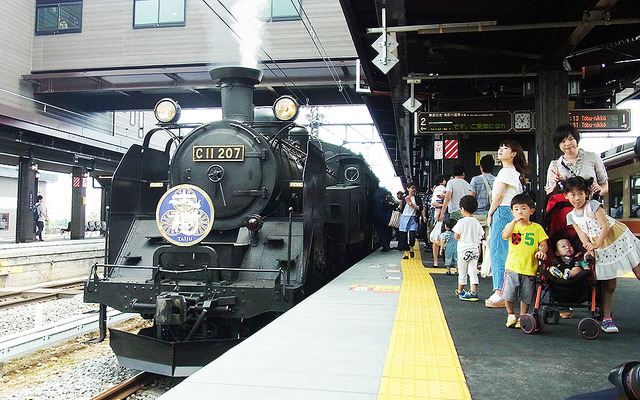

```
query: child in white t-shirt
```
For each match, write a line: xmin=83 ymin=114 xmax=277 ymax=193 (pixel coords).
xmin=453 ymin=195 xmax=485 ymax=301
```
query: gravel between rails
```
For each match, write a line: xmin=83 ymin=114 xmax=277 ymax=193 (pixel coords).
xmin=0 ymin=295 xmax=176 ymax=400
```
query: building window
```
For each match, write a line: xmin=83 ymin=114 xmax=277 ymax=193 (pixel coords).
xmin=134 ymin=0 xmax=185 ymax=28
xmin=259 ymin=0 xmax=301 ymax=21
xmin=36 ymin=1 xmax=82 ymax=35
xmin=609 ymin=179 xmax=624 ymax=218
xmin=631 ymin=174 xmax=640 ymax=218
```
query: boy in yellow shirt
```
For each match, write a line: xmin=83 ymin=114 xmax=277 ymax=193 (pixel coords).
xmin=501 ymin=194 xmax=548 ymax=328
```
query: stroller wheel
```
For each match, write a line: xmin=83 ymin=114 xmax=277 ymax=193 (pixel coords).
xmin=520 ymin=314 xmax=537 ymax=334
xmin=578 ymin=318 xmax=600 ymax=340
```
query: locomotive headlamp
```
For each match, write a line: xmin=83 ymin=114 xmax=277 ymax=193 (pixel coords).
xmin=273 ymin=96 xmax=299 ymax=121
xmin=154 ymin=98 xmax=181 ymax=124
xmin=245 ymin=215 xmax=264 ymax=232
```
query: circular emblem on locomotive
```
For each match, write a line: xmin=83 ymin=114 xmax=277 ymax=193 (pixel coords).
xmin=156 ymin=184 xmax=214 ymax=246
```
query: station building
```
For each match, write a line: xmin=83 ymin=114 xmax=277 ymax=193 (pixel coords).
xmin=0 ymin=0 xmax=359 ymax=243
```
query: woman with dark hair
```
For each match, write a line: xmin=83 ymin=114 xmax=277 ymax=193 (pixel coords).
xmin=545 ymin=124 xmax=609 ymax=195
xmin=485 ymin=140 xmax=531 ymax=307
xmin=397 ymin=184 xmax=423 ymax=260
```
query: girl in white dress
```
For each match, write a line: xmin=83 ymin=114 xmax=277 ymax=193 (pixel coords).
xmin=563 ymin=176 xmax=640 ymax=333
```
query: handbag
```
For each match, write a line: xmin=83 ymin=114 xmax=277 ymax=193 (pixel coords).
xmin=388 ymin=210 xmax=401 ymax=228
xmin=429 ymin=220 xmax=443 ymax=243
xmin=480 ymin=233 xmax=492 ymax=278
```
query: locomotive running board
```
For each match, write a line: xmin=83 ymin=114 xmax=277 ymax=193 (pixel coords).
xmin=109 ymin=328 xmax=243 ymax=377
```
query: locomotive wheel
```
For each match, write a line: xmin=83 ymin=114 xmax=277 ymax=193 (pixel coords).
xmin=534 ymin=313 xmax=545 ymax=333
xmin=578 ymin=318 xmax=600 ymax=340
xmin=519 ymin=313 xmax=537 ymax=334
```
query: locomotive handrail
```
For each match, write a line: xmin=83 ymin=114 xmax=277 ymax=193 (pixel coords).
xmin=95 ymin=263 xmax=282 ymax=274
xmin=141 ymin=124 xmax=201 ymax=150
xmin=229 ymin=122 xmax=261 ymax=143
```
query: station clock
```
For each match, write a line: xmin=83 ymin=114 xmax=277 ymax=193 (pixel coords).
xmin=513 ymin=111 xmax=532 ymax=130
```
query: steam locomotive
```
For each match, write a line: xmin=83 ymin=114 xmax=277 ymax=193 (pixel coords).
xmin=84 ymin=67 xmax=379 ymax=377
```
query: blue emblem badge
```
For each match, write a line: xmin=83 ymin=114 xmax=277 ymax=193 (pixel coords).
xmin=156 ymin=184 xmax=214 ymax=246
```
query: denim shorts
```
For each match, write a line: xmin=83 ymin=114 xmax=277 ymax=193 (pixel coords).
xmin=444 ymin=249 xmax=458 ymax=267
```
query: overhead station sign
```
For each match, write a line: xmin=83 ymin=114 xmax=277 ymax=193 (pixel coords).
xmin=416 ymin=111 xmax=521 ymax=134
xmin=569 ymin=109 xmax=631 ymax=132
xmin=416 ymin=108 xmax=631 ymax=134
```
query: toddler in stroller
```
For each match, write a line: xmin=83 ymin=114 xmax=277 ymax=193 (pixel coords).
xmin=548 ymin=238 xmax=591 ymax=280
xmin=521 ymin=236 xmax=601 ymax=339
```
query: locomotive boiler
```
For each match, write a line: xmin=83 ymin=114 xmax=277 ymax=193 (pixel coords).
xmin=84 ymin=66 xmax=379 ymax=376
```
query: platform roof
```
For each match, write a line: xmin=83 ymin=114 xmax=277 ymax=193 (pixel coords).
xmin=339 ymin=0 xmax=640 ymax=180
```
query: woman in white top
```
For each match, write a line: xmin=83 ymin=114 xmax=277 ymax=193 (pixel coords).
xmin=545 ymin=124 xmax=608 ymax=195
xmin=485 ymin=140 xmax=530 ymax=307
xmin=398 ymin=184 xmax=423 ymax=260
xmin=429 ymin=174 xmax=448 ymax=266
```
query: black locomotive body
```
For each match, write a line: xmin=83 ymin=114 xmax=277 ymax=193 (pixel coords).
xmin=84 ymin=67 xmax=378 ymax=376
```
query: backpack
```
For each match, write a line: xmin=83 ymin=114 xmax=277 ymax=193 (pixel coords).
xmin=33 ymin=206 xmax=39 ymax=221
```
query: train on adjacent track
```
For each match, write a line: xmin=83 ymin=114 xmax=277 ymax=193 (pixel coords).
xmin=601 ymin=137 xmax=640 ymax=238
xmin=84 ymin=67 xmax=379 ymax=377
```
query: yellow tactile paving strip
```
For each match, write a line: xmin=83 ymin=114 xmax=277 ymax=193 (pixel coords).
xmin=377 ymin=249 xmax=471 ymax=400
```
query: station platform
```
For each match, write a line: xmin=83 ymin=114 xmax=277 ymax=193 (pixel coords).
xmin=158 ymin=243 xmax=640 ymax=400
xmin=0 ymin=237 xmax=104 ymax=290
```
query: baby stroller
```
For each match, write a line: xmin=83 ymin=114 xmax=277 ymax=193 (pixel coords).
xmin=520 ymin=256 xmax=601 ymax=339
xmin=519 ymin=192 xmax=601 ymax=339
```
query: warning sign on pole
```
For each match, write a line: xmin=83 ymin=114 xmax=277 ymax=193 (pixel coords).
xmin=434 ymin=140 xmax=443 ymax=160
xmin=444 ymin=139 xmax=459 ymax=159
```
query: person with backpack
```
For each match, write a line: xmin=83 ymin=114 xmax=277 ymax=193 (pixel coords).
xmin=34 ymin=195 xmax=47 ymax=241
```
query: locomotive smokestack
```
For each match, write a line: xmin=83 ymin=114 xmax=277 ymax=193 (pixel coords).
xmin=210 ymin=67 xmax=263 ymax=122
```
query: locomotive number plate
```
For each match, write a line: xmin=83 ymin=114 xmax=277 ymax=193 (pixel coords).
xmin=193 ymin=145 xmax=244 ymax=161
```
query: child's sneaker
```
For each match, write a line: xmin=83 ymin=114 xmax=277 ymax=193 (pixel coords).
xmin=563 ymin=269 xmax=571 ymax=279
xmin=455 ymin=289 xmax=465 ymax=296
xmin=515 ymin=317 xmax=521 ymax=329
xmin=601 ymin=319 xmax=619 ymax=333
xmin=506 ymin=314 xmax=517 ymax=328
xmin=549 ymin=266 xmax=563 ymax=278
xmin=460 ymin=291 xmax=479 ymax=301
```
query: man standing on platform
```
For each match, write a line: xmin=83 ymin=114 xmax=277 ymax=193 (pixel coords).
xmin=439 ymin=164 xmax=471 ymax=221
xmin=34 ymin=195 xmax=47 ymax=241
xmin=470 ymin=155 xmax=496 ymax=240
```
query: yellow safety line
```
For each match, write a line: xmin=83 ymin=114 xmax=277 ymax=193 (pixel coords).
xmin=377 ymin=248 xmax=471 ymax=400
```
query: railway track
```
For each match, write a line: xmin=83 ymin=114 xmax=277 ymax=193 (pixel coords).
xmin=0 ymin=279 xmax=86 ymax=310
xmin=90 ymin=372 xmax=160 ymax=400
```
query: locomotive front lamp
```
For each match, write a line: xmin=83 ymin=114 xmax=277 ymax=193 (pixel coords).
xmin=246 ymin=215 xmax=264 ymax=232
xmin=154 ymin=98 xmax=181 ymax=124
xmin=273 ymin=96 xmax=299 ymax=121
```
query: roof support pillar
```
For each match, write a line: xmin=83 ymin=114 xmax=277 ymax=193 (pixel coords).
xmin=16 ymin=157 xmax=38 ymax=243
xmin=535 ymin=70 xmax=568 ymax=207
xmin=70 ymin=166 xmax=86 ymax=240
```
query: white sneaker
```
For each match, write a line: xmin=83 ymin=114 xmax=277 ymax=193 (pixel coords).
xmin=488 ymin=292 xmax=502 ymax=303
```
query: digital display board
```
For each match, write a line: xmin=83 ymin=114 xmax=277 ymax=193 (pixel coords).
xmin=568 ymin=109 xmax=631 ymax=132
xmin=416 ymin=111 xmax=513 ymax=134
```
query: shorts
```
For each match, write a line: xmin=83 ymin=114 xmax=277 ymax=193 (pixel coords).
xmin=444 ymin=249 xmax=458 ymax=267
xmin=501 ymin=270 xmax=535 ymax=304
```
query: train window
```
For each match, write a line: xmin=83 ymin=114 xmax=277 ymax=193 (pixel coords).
xmin=258 ymin=0 xmax=302 ymax=21
xmin=631 ymin=174 xmax=640 ymax=218
xmin=35 ymin=1 xmax=82 ymax=35
xmin=133 ymin=0 xmax=185 ymax=28
xmin=609 ymin=179 xmax=624 ymax=218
